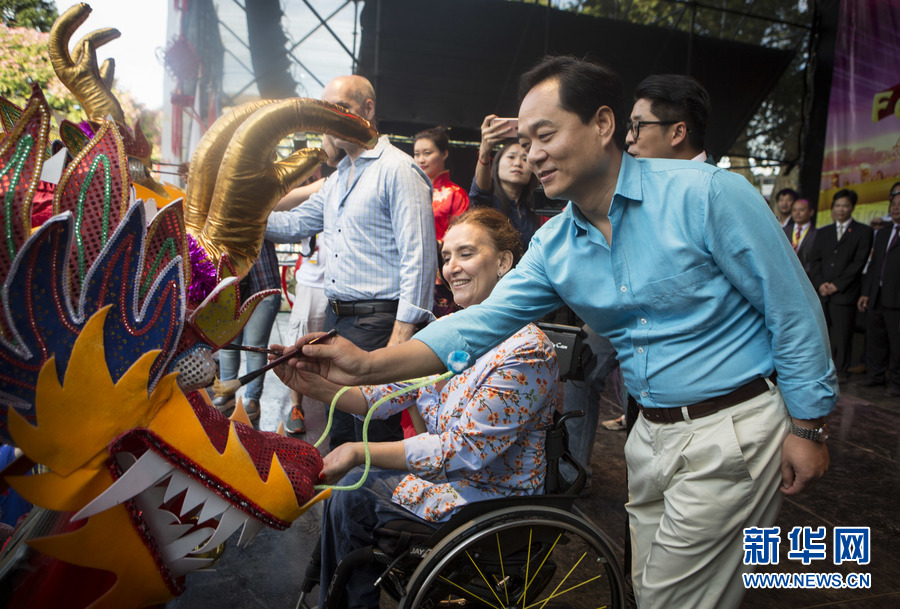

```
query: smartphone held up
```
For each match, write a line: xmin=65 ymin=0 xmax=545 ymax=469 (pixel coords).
xmin=491 ymin=117 xmax=518 ymax=138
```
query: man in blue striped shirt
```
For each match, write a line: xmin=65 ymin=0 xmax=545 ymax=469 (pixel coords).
xmin=296 ymin=58 xmax=837 ymax=608
xmin=266 ymin=75 xmax=436 ymax=448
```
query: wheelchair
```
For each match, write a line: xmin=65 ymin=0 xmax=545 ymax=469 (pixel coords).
xmin=297 ymin=324 xmax=626 ymax=609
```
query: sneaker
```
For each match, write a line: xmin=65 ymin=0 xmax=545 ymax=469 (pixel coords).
xmin=601 ymin=415 xmax=626 ymax=431
xmin=212 ymin=395 xmax=235 ymax=416
xmin=244 ymin=399 xmax=261 ymax=422
xmin=285 ymin=404 xmax=306 ymax=434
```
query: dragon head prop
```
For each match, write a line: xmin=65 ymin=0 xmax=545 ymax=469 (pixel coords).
xmin=0 ymin=10 xmax=378 ymax=606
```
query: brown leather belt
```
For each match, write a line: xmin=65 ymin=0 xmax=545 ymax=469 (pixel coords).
xmin=639 ymin=376 xmax=775 ymax=424
xmin=329 ymin=299 xmax=398 ymax=317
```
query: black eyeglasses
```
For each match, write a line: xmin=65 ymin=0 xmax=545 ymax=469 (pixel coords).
xmin=625 ymin=119 xmax=678 ymax=139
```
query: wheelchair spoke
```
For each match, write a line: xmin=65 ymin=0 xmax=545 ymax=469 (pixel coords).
xmin=496 ymin=532 xmax=509 ymax=607
xmin=524 ymin=571 xmax=608 ymax=609
xmin=466 ymin=549 xmax=506 ymax=608
xmin=515 ymin=528 xmax=563 ymax=607
xmin=437 ymin=574 xmax=502 ymax=609
xmin=529 ymin=550 xmax=587 ymax=609
xmin=524 ymin=531 xmax=564 ymax=591
xmin=521 ymin=528 xmax=533 ymax=606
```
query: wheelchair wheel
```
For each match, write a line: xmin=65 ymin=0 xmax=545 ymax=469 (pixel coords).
xmin=399 ymin=505 xmax=625 ymax=609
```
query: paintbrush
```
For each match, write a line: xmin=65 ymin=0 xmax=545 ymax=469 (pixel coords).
xmin=220 ymin=344 xmax=283 ymax=356
xmin=211 ymin=329 xmax=338 ymax=399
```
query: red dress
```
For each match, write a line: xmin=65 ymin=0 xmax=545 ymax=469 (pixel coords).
xmin=431 ymin=170 xmax=470 ymax=240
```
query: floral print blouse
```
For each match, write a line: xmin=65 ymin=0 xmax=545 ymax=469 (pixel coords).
xmin=359 ymin=323 xmax=558 ymax=522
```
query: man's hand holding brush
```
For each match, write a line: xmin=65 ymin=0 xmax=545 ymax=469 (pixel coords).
xmin=283 ymin=329 xmax=445 ymax=387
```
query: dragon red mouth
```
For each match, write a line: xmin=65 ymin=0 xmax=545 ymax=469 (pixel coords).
xmin=70 ymin=392 xmax=324 ymax=589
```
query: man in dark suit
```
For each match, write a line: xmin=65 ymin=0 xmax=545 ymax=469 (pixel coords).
xmin=858 ymin=182 xmax=900 ymax=396
xmin=810 ymin=189 xmax=873 ymax=383
xmin=785 ymin=197 xmax=817 ymax=276
xmin=774 ymin=187 xmax=799 ymax=230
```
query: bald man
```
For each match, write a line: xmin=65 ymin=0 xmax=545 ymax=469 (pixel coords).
xmin=266 ymin=75 xmax=436 ymax=448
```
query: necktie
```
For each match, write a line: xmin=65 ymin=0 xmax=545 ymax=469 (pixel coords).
xmin=836 ymin=224 xmax=844 ymax=241
xmin=793 ymin=225 xmax=802 ymax=252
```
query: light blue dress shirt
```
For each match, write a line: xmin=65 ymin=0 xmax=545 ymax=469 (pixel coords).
xmin=266 ymin=136 xmax=436 ymax=324
xmin=416 ymin=152 xmax=837 ymax=420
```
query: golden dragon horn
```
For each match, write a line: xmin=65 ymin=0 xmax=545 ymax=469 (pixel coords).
xmin=49 ymin=3 xmax=125 ymax=126
xmin=193 ymin=98 xmax=378 ymax=277
xmin=183 ymin=100 xmax=279 ymax=234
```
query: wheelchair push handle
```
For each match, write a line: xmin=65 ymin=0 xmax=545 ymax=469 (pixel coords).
xmin=553 ymin=409 xmax=584 ymax=429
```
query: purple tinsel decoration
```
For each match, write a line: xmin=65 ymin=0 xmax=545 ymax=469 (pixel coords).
xmin=186 ymin=233 xmax=218 ymax=303
xmin=78 ymin=121 xmax=96 ymax=139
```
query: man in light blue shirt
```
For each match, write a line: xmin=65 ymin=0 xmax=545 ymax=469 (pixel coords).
xmin=267 ymin=75 xmax=436 ymax=447
xmin=298 ymin=58 xmax=835 ymax=608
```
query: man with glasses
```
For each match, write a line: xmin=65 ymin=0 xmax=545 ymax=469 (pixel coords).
xmin=625 ymin=73 xmax=711 ymax=163
xmin=858 ymin=183 xmax=900 ymax=395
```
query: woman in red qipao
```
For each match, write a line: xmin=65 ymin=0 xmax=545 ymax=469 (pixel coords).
xmin=413 ymin=127 xmax=470 ymax=318
xmin=413 ymin=127 xmax=469 ymax=242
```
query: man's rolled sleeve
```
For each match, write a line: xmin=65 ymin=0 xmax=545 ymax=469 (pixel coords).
xmin=704 ymin=170 xmax=837 ymax=420
xmin=264 ymin=189 xmax=325 ymax=243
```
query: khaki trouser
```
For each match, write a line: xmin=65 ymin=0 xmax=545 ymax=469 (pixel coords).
xmin=625 ymin=380 xmax=790 ymax=609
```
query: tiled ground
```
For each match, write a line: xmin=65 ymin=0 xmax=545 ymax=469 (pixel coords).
xmin=169 ymin=312 xmax=900 ymax=608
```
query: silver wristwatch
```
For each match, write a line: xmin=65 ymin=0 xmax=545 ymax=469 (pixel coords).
xmin=790 ymin=422 xmax=829 ymax=443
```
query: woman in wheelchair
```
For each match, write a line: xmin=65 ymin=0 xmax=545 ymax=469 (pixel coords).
xmin=276 ymin=207 xmax=559 ymax=608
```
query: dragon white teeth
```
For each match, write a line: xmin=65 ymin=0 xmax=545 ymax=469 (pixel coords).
xmin=71 ymin=450 xmax=174 ymax=522
xmin=159 ymin=520 xmax=197 ymax=546
xmin=169 ymin=557 xmax=215 ymax=578
xmin=193 ymin=506 xmax=249 ymax=554
xmin=160 ymin=527 xmax=216 ymax=564
xmin=140 ymin=503 xmax=195 ymax=545
xmin=179 ymin=478 xmax=209 ymax=516
xmin=133 ymin=485 xmax=198 ymax=545
xmin=69 ymin=448 xmax=270 ymax=578
xmin=236 ymin=517 xmax=264 ymax=548
xmin=163 ymin=470 xmax=193 ymax=504
xmin=137 ymin=484 xmax=168 ymax=511
xmin=196 ymin=493 xmax=230 ymax=524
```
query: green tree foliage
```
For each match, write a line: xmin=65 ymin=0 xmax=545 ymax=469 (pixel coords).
xmin=0 ymin=22 xmax=161 ymax=154
xmin=0 ymin=0 xmax=58 ymax=32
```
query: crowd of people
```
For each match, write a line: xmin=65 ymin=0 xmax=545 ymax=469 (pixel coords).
xmin=211 ymin=55 xmax=897 ymax=609
xmin=776 ymin=184 xmax=900 ymax=394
